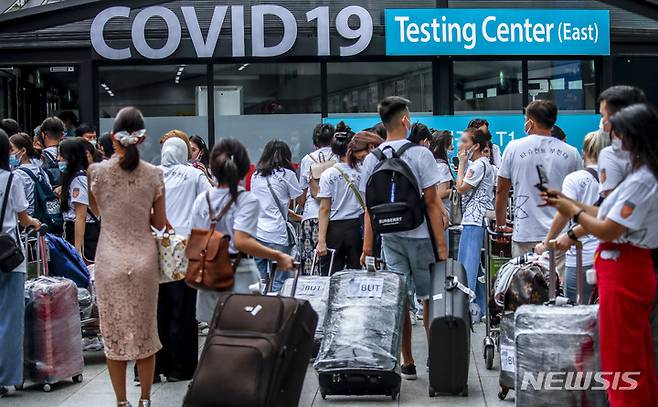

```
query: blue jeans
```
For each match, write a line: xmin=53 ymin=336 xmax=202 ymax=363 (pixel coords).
xmin=255 ymin=241 xmax=292 ymax=293
xmin=566 ymin=265 xmax=594 ymax=304
xmin=0 ymin=272 xmax=25 ymax=386
xmin=457 ymin=225 xmax=487 ymax=314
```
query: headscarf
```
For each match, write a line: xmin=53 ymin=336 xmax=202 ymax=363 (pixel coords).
xmin=161 ymin=137 xmax=188 ymax=167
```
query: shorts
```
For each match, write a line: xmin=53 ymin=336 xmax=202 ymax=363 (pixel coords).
xmin=381 ymin=235 xmax=435 ymax=300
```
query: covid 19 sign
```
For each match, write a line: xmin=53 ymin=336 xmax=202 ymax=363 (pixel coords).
xmin=385 ymin=9 xmax=609 ymax=56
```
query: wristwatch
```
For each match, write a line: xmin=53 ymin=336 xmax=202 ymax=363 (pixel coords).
xmin=567 ymin=228 xmax=578 ymax=242
xmin=572 ymin=209 xmax=585 ymax=224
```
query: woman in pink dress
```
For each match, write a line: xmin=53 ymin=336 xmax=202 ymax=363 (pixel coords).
xmin=89 ymin=107 xmax=167 ymax=407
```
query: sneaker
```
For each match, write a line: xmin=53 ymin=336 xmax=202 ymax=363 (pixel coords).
xmin=401 ymin=364 xmax=418 ymax=380
xmin=415 ymin=309 xmax=423 ymax=320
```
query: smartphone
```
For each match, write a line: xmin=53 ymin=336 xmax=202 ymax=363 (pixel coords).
xmin=534 ymin=164 xmax=549 ymax=192
xmin=535 ymin=164 xmax=558 ymax=198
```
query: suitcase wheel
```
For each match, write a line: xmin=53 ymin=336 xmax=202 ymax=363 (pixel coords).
xmin=320 ymin=388 xmax=327 ymax=400
xmin=391 ymin=390 xmax=399 ymax=401
xmin=498 ymin=387 xmax=509 ymax=400
xmin=42 ymin=384 xmax=52 ymax=392
xmin=461 ymin=385 xmax=468 ymax=397
xmin=484 ymin=345 xmax=495 ymax=370
xmin=73 ymin=374 xmax=83 ymax=383
xmin=429 ymin=387 xmax=436 ymax=398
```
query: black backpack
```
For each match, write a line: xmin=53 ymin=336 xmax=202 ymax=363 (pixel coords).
xmin=365 ymin=143 xmax=425 ymax=234
xmin=41 ymin=150 xmax=62 ymax=187
xmin=17 ymin=167 xmax=64 ymax=234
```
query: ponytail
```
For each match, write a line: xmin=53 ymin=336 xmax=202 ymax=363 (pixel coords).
xmin=120 ymin=145 xmax=140 ymax=171
xmin=209 ymin=139 xmax=251 ymax=200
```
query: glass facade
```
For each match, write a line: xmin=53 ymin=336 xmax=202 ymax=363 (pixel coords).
xmin=327 ymin=62 xmax=432 ymax=114
xmin=98 ymin=65 xmax=208 ymax=164
xmin=453 ymin=61 xmax=523 ymax=113
xmin=528 ymin=60 xmax=596 ymax=111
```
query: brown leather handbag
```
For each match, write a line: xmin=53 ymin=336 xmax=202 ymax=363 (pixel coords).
xmin=185 ymin=192 xmax=242 ymax=291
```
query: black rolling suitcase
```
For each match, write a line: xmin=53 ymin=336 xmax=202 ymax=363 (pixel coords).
xmin=314 ymin=265 xmax=405 ymax=400
xmin=183 ymin=270 xmax=318 ymax=407
xmin=428 ymin=258 xmax=472 ymax=397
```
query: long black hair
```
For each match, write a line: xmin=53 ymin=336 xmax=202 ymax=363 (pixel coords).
xmin=210 ymin=138 xmax=251 ymax=200
xmin=112 ymin=107 xmax=144 ymax=171
xmin=609 ymin=103 xmax=658 ymax=181
xmin=409 ymin=122 xmax=432 ymax=145
xmin=10 ymin=132 xmax=38 ymax=160
xmin=429 ymin=130 xmax=452 ymax=163
xmin=0 ymin=129 xmax=10 ymax=171
xmin=190 ymin=135 xmax=209 ymax=168
xmin=98 ymin=132 xmax=115 ymax=159
xmin=60 ymin=138 xmax=89 ymax=213
xmin=331 ymin=121 xmax=354 ymax=157
xmin=256 ymin=140 xmax=294 ymax=177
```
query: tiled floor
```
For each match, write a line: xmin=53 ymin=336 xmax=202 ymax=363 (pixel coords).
xmin=3 ymin=324 xmax=516 ymax=407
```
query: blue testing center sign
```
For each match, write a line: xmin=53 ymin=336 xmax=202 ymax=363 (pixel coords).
xmin=386 ymin=9 xmax=610 ymax=55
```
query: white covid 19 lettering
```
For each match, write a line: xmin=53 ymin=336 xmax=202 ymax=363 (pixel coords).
xmin=132 ymin=6 xmax=181 ymax=59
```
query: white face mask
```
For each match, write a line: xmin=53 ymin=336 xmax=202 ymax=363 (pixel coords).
xmin=524 ymin=120 xmax=532 ymax=135
xmin=611 ymin=137 xmax=623 ymax=152
xmin=599 ymin=118 xmax=610 ymax=142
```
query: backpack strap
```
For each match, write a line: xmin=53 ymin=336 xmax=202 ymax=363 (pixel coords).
xmin=333 ymin=165 xmax=366 ymax=210
xmin=1 ymin=174 xmax=13 ymax=226
xmin=204 ymin=190 xmax=244 ymax=267
xmin=393 ymin=142 xmax=419 ymax=159
xmin=265 ymin=176 xmax=289 ymax=220
xmin=372 ymin=148 xmax=386 ymax=161
xmin=584 ymin=167 xmax=599 ymax=183
xmin=17 ymin=167 xmax=37 ymax=182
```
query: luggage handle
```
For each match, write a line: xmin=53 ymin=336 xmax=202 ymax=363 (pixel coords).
xmin=271 ymin=260 xmax=301 ymax=296
xmin=547 ymin=239 xmax=584 ymax=305
xmin=26 ymin=224 xmax=49 ymax=277
xmin=311 ymin=249 xmax=335 ymax=276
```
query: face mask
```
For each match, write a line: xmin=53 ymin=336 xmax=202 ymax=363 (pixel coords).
xmin=58 ymin=162 xmax=68 ymax=173
xmin=404 ymin=117 xmax=412 ymax=139
xmin=524 ymin=120 xmax=532 ymax=135
xmin=89 ymin=139 xmax=97 ymax=147
xmin=599 ymin=118 xmax=610 ymax=141
xmin=9 ymin=154 xmax=19 ymax=169
xmin=611 ymin=137 xmax=623 ymax=152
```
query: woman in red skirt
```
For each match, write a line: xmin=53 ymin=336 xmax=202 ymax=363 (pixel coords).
xmin=544 ymin=103 xmax=658 ymax=407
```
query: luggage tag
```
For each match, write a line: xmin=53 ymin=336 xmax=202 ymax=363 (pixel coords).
xmin=347 ymin=276 xmax=385 ymax=299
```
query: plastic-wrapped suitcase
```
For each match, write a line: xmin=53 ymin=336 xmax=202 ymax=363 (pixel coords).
xmin=428 ymin=258 xmax=472 ymax=397
xmin=314 ymin=268 xmax=405 ymax=400
xmin=24 ymin=276 xmax=84 ymax=391
xmin=183 ymin=269 xmax=318 ymax=407
xmin=514 ymin=241 xmax=606 ymax=407
xmin=22 ymin=226 xmax=84 ymax=392
xmin=497 ymin=312 xmax=515 ymax=400
xmin=280 ymin=250 xmax=333 ymax=357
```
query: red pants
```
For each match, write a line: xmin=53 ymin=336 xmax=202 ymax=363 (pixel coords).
xmin=596 ymin=243 xmax=658 ymax=406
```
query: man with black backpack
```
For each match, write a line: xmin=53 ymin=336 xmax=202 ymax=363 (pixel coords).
xmin=39 ymin=117 xmax=65 ymax=187
xmin=359 ymin=96 xmax=448 ymax=380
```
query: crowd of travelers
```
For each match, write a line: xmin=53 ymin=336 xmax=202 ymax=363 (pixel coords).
xmin=0 ymin=85 xmax=657 ymax=407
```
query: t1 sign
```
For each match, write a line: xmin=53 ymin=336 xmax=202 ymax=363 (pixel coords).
xmin=91 ymin=5 xmax=374 ymax=60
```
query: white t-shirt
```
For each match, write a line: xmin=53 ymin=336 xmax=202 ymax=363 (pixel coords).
xmin=250 ymin=168 xmax=303 ymax=245
xmin=562 ymin=166 xmax=600 ymax=267
xmin=63 ymin=175 xmax=95 ymax=223
xmin=597 ymin=146 xmax=632 ymax=195
xmin=15 ymin=161 xmax=51 ymax=216
xmin=499 ymin=134 xmax=582 ymax=242
xmin=190 ymin=187 xmax=260 ymax=254
xmin=0 ymin=170 xmax=28 ymax=273
xmin=317 ymin=162 xmax=364 ymax=221
xmin=359 ymin=140 xmax=441 ymax=239
xmin=299 ymin=147 xmax=336 ymax=221
xmin=461 ymin=157 xmax=495 ymax=227
xmin=598 ymin=166 xmax=658 ymax=249
xmin=159 ymin=164 xmax=212 ymax=237
xmin=436 ymin=159 xmax=453 ymax=212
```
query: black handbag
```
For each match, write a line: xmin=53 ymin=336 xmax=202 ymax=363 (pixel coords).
xmin=0 ymin=174 xmax=25 ymax=272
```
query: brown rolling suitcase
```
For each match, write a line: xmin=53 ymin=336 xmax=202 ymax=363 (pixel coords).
xmin=183 ymin=269 xmax=318 ymax=407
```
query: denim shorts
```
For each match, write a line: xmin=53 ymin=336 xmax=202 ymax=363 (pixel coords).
xmin=381 ymin=235 xmax=435 ymax=300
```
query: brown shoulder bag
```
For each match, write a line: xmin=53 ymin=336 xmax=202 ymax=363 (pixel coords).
xmin=185 ymin=191 xmax=242 ymax=291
